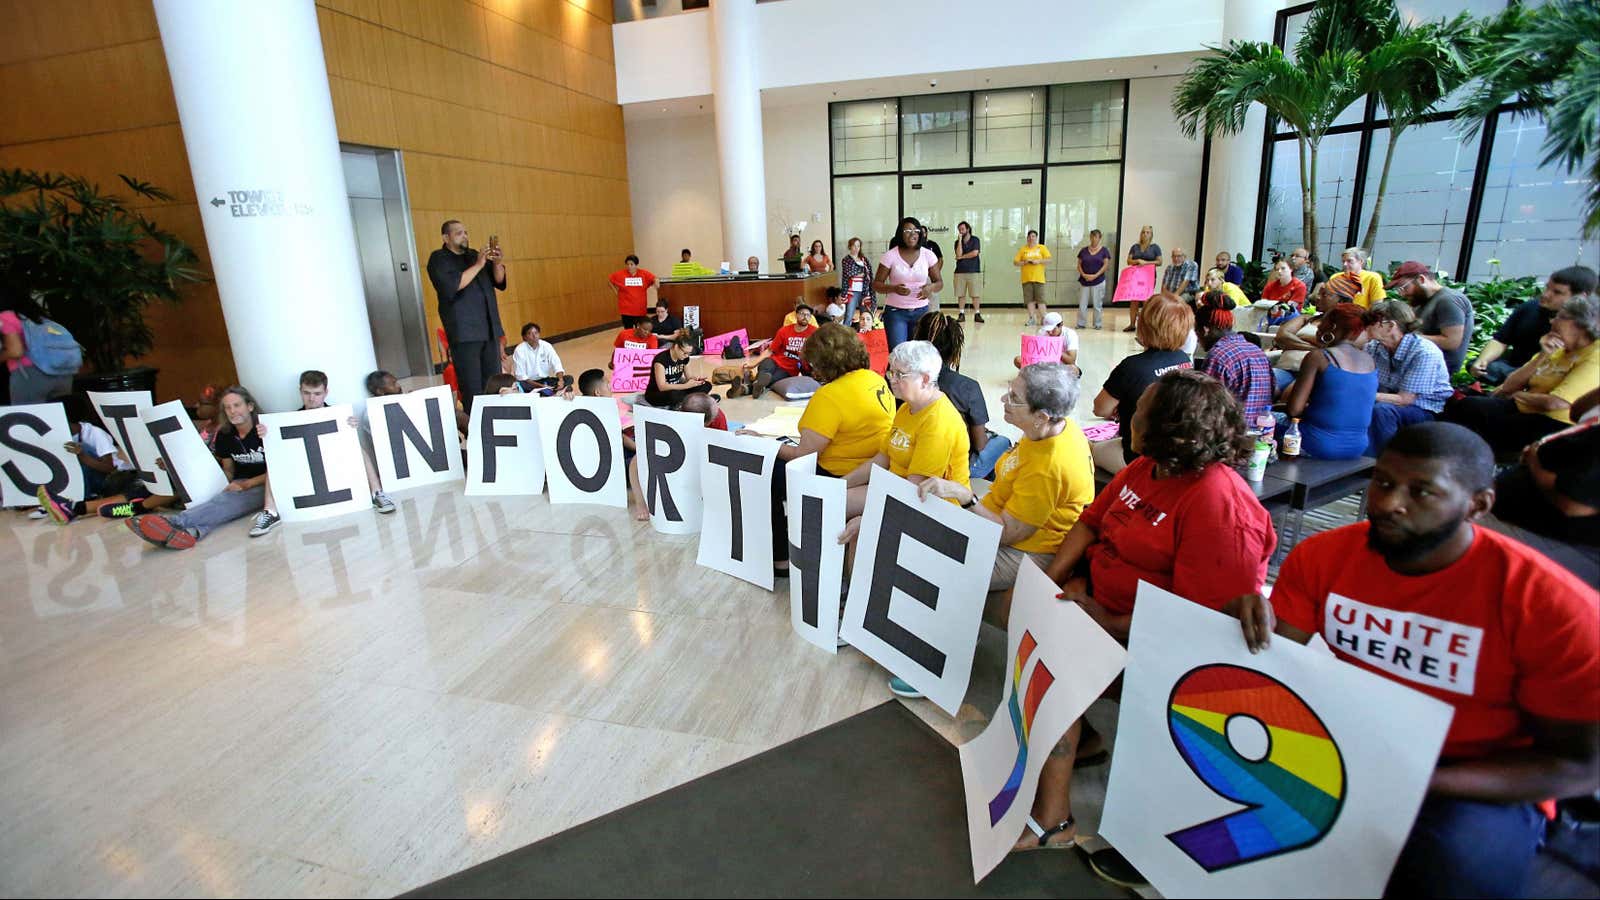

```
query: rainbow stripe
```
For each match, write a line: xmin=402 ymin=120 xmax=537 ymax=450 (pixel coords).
xmin=1164 ymin=664 xmax=1345 ymax=871
xmin=987 ymin=631 xmax=1055 ymax=826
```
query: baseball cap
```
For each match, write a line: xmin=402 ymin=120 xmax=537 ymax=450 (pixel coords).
xmin=1387 ymin=261 xmax=1431 ymax=288
xmin=1042 ymin=312 xmax=1064 ymax=328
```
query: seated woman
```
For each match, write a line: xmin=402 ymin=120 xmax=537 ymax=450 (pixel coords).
xmin=1260 ymin=258 xmax=1308 ymax=324
xmin=127 ymin=385 xmax=269 ymax=550
xmin=916 ymin=312 xmax=1011 ymax=480
xmin=1269 ymin=284 xmax=1336 ymax=395
xmin=1281 ymin=302 xmax=1378 ymax=459
xmin=1444 ymin=295 xmax=1599 ymax=457
xmin=1093 ymin=293 xmax=1194 ymax=466
xmin=1200 ymin=267 xmax=1249 ymax=309
xmin=1012 ymin=312 xmax=1080 ymax=376
xmin=643 ymin=334 xmax=713 ymax=409
xmin=1027 ymin=370 xmax=1276 ymax=852
xmin=916 ymin=362 xmax=1093 ymax=623
xmin=1196 ymin=292 xmax=1274 ymax=424
xmin=1365 ymin=300 xmax=1453 ymax=456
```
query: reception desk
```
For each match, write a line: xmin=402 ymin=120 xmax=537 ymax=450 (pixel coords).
xmin=658 ymin=272 xmax=835 ymax=338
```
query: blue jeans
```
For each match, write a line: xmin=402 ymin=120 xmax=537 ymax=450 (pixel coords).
xmin=842 ymin=291 xmax=868 ymax=328
xmin=1385 ymin=796 xmax=1545 ymax=899
xmin=169 ymin=484 xmax=265 ymax=539
xmin=882 ymin=304 xmax=927 ymax=350
xmin=1272 ymin=368 xmax=1296 ymax=395
xmin=1476 ymin=358 xmax=1518 ymax=386
xmin=970 ymin=432 xmax=1012 ymax=480
xmin=1367 ymin=403 xmax=1436 ymax=456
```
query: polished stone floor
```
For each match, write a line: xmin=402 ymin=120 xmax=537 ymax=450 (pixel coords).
xmin=1 ymin=309 xmax=1143 ymax=898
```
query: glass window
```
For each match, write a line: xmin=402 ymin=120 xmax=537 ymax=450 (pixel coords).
xmin=1470 ymin=113 xmax=1600 ymax=280
xmin=1261 ymin=131 xmax=1363 ymax=265
xmin=1357 ymin=121 xmax=1480 ymax=275
xmin=832 ymin=175 xmax=900 ymax=266
xmin=1048 ymin=82 xmax=1124 ymax=163
xmin=831 ymin=100 xmax=898 ymax=175
xmin=903 ymin=170 xmax=1043 ymax=303
xmin=1044 ymin=163 xmax=1122 ymax=306
xmin=973 ymin=88 xmax=1046 ymax=168
xmin=900 ymin=94 xmax=970 ymax=171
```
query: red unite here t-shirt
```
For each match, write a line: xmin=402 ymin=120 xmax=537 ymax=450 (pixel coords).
xmin=614 ymin=330 xmax=659 ymax=351
xmin=1271 ymin=523 xmax=1600 ymax=760
xmin=610 ymin=269 xmax=657 ymax=317
xmin=1080 ymin=457 xmax=1276 ymax=615
xmin=772 ymin=323 xmax=815 ymax=377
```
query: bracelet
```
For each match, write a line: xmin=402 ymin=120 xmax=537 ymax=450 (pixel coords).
xmin=961 ymin=495 xmax=977 ymax=509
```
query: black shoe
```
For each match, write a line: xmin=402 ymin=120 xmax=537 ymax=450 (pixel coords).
xmin=973 ymin=313 xmax=985 ymax=323
xmin=957 ymin=312 xmax=966 ymax=322
xmin=1087 ymin=848 xmax=1147 ymax=888
xmin=751 ymin=372 xmax=773 ymax=400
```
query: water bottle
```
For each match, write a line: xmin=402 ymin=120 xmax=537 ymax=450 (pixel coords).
xmin=1253 ymin=412 xmax=1279 ymax=462
xmin=1281 ymin=418 xmax=1303 ymax=457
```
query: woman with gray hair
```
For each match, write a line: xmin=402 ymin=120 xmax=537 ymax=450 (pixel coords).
xmin=1444 ymin=294 xmax=1599 ymax=455
xmin=919 ymin=362 xmax=1095 ymax=625
xmin=1364 ymin=299 xmax=1453 ymax=455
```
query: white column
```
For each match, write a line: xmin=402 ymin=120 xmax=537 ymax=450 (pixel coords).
xmin=708 ymin=0 xmax=769 ymax=269
xmin=1201 ymin=0 xmax=1280 ymax=262
xmin=154 ymin=0 xmax=378 ymax=415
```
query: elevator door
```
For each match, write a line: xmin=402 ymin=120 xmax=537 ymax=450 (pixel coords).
xmin=341 ymin=146 xmax=429 ymax=379
xmin=903 ymin=170 xmax=1041 ymax=303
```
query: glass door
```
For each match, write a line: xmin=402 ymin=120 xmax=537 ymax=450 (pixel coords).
xmin=902 ymin=170 xmax=1042 ymax=303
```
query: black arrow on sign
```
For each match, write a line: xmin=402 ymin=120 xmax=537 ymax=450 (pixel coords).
xmin=210 ymin=197 xmax=226 ymax=207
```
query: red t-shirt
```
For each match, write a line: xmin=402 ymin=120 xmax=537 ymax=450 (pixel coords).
xmin=771 ymin=323 xmax=815 ymax=377
xmin=1262 ymin=277 xmax=1307 ymax=307
xmin=1272 ymin=523 xmax=1600 ymax=760
xmin=614 ymin=330 xmax=659 ymax=351
xmin=709 ymin=409 xmax=729 ymax=431
xmin=610 ymin=268 xmax=657 ymax=317
xmin=1079 ymin=457 xmax=1276 ymax=615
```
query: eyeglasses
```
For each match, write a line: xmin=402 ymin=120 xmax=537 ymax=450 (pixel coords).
xmin=1001 ymin=390 xmax=1030 ymax=408
xmin=901 ymin=229 xmax=919 ymax=235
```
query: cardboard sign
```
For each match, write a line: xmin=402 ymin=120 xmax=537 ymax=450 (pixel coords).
xmin=0 ymin=402 xmax=82 ymax=506
xmin=1020 ymin=333 xmax=1064 ymax=366
xmin=960 ymin=558 xmax=1127 ymax=880
xmin=612 ymin=347 xmax=658 ymax=393
xmin=536 ymin=395 xmax=627 ymax=507
xmin=838 ymin=467 xmax=1002 ymax=715
xmin=1099 ymin=582 xmax=1453 ymax=899
xmin=1112 ymin=264 xmax=1156 ymax=302
xmin=861 ymin=328 xmax=889 ymax=375
xmin=369 ymin=384 xmax=463 ymax=493
xmin=140 ymin=400 xmax=228 ymax=506
xmin=785 ymin=454 xmax=848 ymax=653
xmin=702 ymin=328 xmax=749 ymax=357
xmin=696 ymin=429 xmax=780 ymax=589
xmin=259 ymin=405 xmax=371 ymax=523
xmin=465 ymin=393 xmax=545 ymax=496
xmin=633 ymin=404 xmax=706 ymax=535
xmin=86 ymin=390 xmax=173 ymax=495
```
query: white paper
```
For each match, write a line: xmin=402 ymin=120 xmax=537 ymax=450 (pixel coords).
xmin=1099 ymin=582 xmax=1454 ymax=899
xmin=140 ymin=400 xmax=228 ymax=506
xmin=536 ymin=395 xmax=627 ymax=507
xmin=369 ymin=384 xmax=463 ymax=493
xmin=785 ymin=454 xmax=847 ymax=653
xmin=86 ymin=390 xmax=173 ymax=495
xmin=839 ymin=467 xmax=1002 ymax=715
xmin=0 ymin=402 xmax=83 ymax=505
xmin=464 ymin=394 xmax=544 ymax=496
xmin=633 ymin=405 xmax=706 ymax=534
xmin=259 ymin=405 xmax=371 ymax=523
xmin=960 ymin=558 xmax=1128 ymax=881
xmin=696 ymin=429 xmax=779 ymax=590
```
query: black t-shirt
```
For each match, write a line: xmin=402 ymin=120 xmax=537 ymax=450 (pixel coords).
xmin=937 ymin=365 xmax=988 ymax=430
xmin=1492 ymin=299 xmax=1555 ymax=368
xmin=922 ymin=238 xmax=943 ymax=262
xmin=1542 ymin=421 xmax=1600 ymax=510
xmin=1103 ymin=349 xmax=1193 ymax=462
xmin=212 ymin=424 xmax=266 ymax=480
xmin=954 ymin=235 xmax=981 ymax=274
xmin=645 ymin=347 xmax=690 ymax=404
xmin=651 ymin=314 xmax=683 ymax=337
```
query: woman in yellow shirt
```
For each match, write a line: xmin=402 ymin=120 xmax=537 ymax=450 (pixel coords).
xmin=1326 ymin=247 xmax=1386 ymax=308
xmin=1201 ymin=267 xmax=1249 ymax=308
xmin=1015 ymin=229 xmax=1052 ymax=328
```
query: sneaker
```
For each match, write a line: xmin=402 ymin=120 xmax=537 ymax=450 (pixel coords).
xmin=248 ymin=509 xmax=281 ymax=537
xmin=726 ymin=377 xmax=746 ymax=398
xmin=99 ymin=501 xmax=138 ymax=519
xmin=973 ymin=313 xmax=985 ymax=324
xmin=751 ymin=372 xmax=773 ymax=400
xmin=36 ymin=486 xmax=76 ymax=524
xmin=372 ymin=491 xmax=396 ymax=514
xmin=887 ymin=676 xmax=925 ymax=699
xmin=957 ymin=312 xmax=966 ymax=322
xmin=1087 ymin=848 xmax=1148 ymax=888
xmin=129 ymin=515 xmax=197 ymax=550
xmin=27 ymin=507 xmax=48 ymax=519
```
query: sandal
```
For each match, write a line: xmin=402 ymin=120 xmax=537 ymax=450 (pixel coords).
xmin=1015 ymin=815 xmax=1077 ymax=851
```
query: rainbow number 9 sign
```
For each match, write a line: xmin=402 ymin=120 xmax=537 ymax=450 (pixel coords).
xmin=1165 ymin=664 xmax=1346 ymax=871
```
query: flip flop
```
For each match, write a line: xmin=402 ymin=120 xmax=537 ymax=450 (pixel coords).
xmin=128 ymin=515 xmax=197 ymax=550
xmin=1016 ymin=815 xmax=1076 ymax=851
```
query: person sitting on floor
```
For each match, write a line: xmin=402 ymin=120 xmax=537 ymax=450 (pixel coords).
xmin=854 ymin=307 xmax=880 ymax=333
xmin=610 ymin=319 xmax=659 ymax=366
xmin=1012 ymin=312 xmax=1080 ymax=376
xmin=1280 ymin=302 xmax=1378 ymax=460
xmin=822 ymin=287 xmax=847 ymax=324
xmin=649 ymin=301 xmax=683 ymax=342
xmin=746 ymin=302 xmax=817 ymax=399
xmin=643 ymin=333 xmax=712 ymax=410
xmin=127 ymin=385 xmax=269 ymax=550
xmin=1444 ymin=294 xmax=1599 ymax=457
xmin=1029 ymin=369 xmax=1275 ymax=860
xmin=1470 ymin=265 xmax=1596 ymax=385
xmin=1365 ymin=300 xmax=1453 ymax=456
xmin=1094 ymin=293 xmax=1194 ymax=466
xmin=35 ymin=395 xmax=177 ymax=523
xmin=1225 ymin=422 xmax=1599 ymax=900
xmin=511 ymin=322 xmax=571 ymax=392
xmin=1196 ymin=292 xmax=1274 ymax=425
xmin=915 ymin=311 xmax=1011 ymax=480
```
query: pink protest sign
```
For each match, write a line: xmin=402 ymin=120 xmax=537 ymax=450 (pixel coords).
xmin=1081 ymin=421 xmax=1120 ymax=443
xmin=702 ymin=328 xmax=749 ymax=357
xmin=1020 ymin=334 xmax=1064 ymax=366
xmin=1112 ymin=264 xmax=1156 ymax=302
xmin=611 ymin=347 xmax=658 ymax=393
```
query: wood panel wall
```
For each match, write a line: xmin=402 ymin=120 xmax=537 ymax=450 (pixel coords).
xmin=0 ymin=0 xmax=630 ymax=403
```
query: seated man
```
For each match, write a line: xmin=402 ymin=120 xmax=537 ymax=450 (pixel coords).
xmin=609 ymin=319 xmax=659 ymax=368
xmin=1196 ymin=294 xmax=1274 ymax=425
xmin=743 ymin=255 xmax=761 ymax=275
xmin=1471 ymin=266 xmax=1596 ymax=385
xmin=670 ymin=248 xmax=717 ymax=279
xmin=1227 ymin=422 xmax=1599 ymax=899
xmin=36 ymin=396 xmax=177 ymax=523
xmin=649 ymin=302 xmax=683 ymax=342
xmin=511 ymin=322 xmax=570 ymax=391
xmin=747 ymin=303 xmax=817 ymax=399
xmin=1012 ymin=311 xmax=1080 ymax=375
xmin=128 ymin=385 xmax=269 ymax=550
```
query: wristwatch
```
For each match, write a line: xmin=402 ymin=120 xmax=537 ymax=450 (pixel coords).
xmin=961 ymin=495 xmax=977 ymax=509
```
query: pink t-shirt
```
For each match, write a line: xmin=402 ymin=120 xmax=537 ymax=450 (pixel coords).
xmin=876 ymin=247 xmax=939 ymax=310
xmin=0 ymin=311 xmax=30 ymax=372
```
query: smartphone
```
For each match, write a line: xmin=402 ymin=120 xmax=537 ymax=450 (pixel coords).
xmin=489 ymin=234 xmax=500 ymax=252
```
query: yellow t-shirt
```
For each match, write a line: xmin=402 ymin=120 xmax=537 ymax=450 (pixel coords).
xmin=882 ymin=393 xmax=970 ymax=492
xmin=798 ymin=368 xmax=894 ymax=475
xmin=1329 ymin=270 xmax=1387 ymax=308
xmin=1014 ymin=245 xmax=1051 ymax=284
xmin=980 ymin=423 xmax=1095 ymax=555
xmin=1520 ymin=341 xmax=1600 ymax=422
xmin=1219 ymin=281 xmax=1249 ymax=307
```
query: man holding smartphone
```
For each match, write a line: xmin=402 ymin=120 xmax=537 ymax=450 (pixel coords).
xmin=427 ymin=219 xmax=507 ymax=411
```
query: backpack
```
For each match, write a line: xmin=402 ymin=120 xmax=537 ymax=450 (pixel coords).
xmin=20 ymin=316 xmax=83 ymax=376
xmin=722 ymin=336 xmax=745 ymax=359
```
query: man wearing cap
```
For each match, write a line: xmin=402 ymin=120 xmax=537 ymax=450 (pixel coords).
xmin=1391 ymin=261 xmax=1474 ymax=375
xmin=1013 ymin=311 xmax=1081 ymax=375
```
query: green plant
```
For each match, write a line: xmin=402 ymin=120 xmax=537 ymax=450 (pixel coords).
xmin=0 ymin=169 xmax=207 ymax=374
xmin=1439 ymin=274 xmax=1539 ymax=385
xmin=1236 ymin=253 xmax=1271 ymax=298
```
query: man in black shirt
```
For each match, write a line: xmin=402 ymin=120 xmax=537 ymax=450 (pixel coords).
xmin=1470 ymin=265 xmax=1596 ymax=384
xmin=919 ymin=224 xmax=944 ymax=311
xmin=426 ymin=219 xmax=507 ymax=411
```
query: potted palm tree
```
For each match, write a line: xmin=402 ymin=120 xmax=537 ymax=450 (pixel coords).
xmin=0 ymin=169 xmax=207 ymax=396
